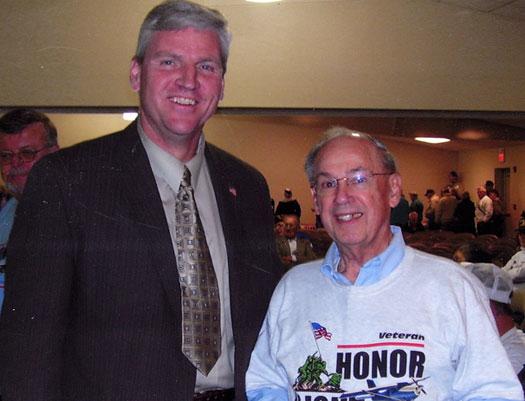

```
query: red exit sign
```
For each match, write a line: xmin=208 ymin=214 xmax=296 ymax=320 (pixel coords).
xmin=498 ymin=148 xmax=505 ymax=163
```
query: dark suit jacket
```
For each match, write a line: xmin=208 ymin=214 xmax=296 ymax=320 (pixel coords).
xmin=0 ymin=122 xmax=281 ymax=401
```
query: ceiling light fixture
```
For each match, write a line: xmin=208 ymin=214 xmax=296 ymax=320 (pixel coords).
xmin=456 ymin=130 xmax=488 ymax=140
xmin=414 ymin=137 xmax=450 ymax=144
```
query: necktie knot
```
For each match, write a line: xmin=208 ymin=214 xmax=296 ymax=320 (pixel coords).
xmin=181 ymin=166 xmax=192 ymax=189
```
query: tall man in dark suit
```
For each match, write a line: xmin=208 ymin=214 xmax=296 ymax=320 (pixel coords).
xmin=0 ymin=2 xmax=281 ymax=401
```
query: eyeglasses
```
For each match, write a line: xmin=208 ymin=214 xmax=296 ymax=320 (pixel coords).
xmin=312 ymin=170 xmax=393 ymax=196
xmin=0 ymin=146 xmax=50 ymax=165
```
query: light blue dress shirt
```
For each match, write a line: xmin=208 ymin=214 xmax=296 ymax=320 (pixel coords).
xmin=0 ymin=197 xmax=18 ymax=314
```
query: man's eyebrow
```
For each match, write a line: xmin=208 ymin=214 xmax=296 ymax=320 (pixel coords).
xmin=150 ymin=52 xmax=220 ymax=62
xmin=150 ymin=51 xmax=181 ymax=59
xmin=348 ymin=167 xmax=367 ymax=174
xmin=197 ymin=57 xmax=221 ymax=63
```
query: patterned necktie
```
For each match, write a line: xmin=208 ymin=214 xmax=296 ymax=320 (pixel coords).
xmin=175 ymin=166 xmax=221 ymax=375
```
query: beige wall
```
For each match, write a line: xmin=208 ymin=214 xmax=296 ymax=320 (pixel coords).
xmin=47 ymin=113 xmax=460 ymax=225
xmin=383 ymin=139 xmax=458 ymax=199
xmin=1 ymin=0 xmax=524 ymax=110
xmin=10 ymin=111 xmax=525 ymax=228
xmin=209 ymin=123 xmax=459 ymax=226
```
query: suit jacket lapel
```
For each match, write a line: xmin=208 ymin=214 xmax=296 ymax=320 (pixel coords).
xmin=116 ymin=123 xmax=183 ymax=315
xmin=205 ymin=144 xmax=241 ymax=272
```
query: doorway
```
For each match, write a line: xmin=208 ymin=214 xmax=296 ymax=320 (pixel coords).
xmin=494 ymin=167 xmax=511 ymax=236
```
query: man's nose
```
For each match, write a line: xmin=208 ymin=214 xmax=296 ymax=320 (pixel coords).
xmin=334 ymin=178 xmax=353 ymax=201
xmin=176 ymin=65 xmax=197 ymax=89
xmin=10 ymin=154 xmax=26 ymax=167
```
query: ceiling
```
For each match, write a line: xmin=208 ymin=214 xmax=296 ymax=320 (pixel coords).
xmin=213 ymin=109 xmax=525 ymax=151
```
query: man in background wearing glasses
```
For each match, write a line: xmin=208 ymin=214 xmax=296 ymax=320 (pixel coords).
xmin=246 ymin=127 xmax=523 ymax=400
xmin=0 ymin=109 xmax=59 ymax=313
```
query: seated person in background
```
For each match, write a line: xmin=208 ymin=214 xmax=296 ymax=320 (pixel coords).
xmin=453 ymin=242 xmax=492 ymax=266
xmin=275 ymin=214 xmax=317 ymax=271
xmin=504 ymin=217 xmax=525 ymax=283
xmin=466 ymin=263 xmax=525 ymax=391
xmin=246 ymin=127 xmax=522 ymax=400
xmin=275 ymin=188 xmax=301 ymax=218
xmin=406 ymin=211 xmax=424 ymax=233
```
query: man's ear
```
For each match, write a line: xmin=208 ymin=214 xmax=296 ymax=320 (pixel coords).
xmin=311 ymin=187 xmax=320 ymax=215
xmin=130 ymin=58 xmax=142 ymax=92
xmin=388 ymin=173 xmax=402 ymax=208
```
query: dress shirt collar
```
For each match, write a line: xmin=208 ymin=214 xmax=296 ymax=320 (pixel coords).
xmin=321 ymin=225 xmax=405 ymax=286
xmin=137 ymin=120 xmax=206 ymax=191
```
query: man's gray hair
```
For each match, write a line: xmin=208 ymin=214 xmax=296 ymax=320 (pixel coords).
xmin=304 ymin=126 xmax=398 ymax=185
xmin=135 ymin=0 xmax=232 ymax=74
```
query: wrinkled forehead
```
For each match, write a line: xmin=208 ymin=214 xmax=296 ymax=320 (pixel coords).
xmin=315 ymin=137 xmax=382 ymax=175
xmin=0 ymin=123 xmax=47 ymax=150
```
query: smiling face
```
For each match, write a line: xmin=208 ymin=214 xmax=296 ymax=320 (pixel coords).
xmin=130 ymin=28 xmax=224 ymax=159
xmin=311 ymin=137 xmax=401 ymax=261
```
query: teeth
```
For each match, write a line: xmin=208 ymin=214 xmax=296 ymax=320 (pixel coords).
xmin=338 ymin=212 xmax=363 ymax=222
xmin=339 ymin=214 xmax=353 ymax=222
xmin=170 ymin=96 xmax=196 ymax=105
